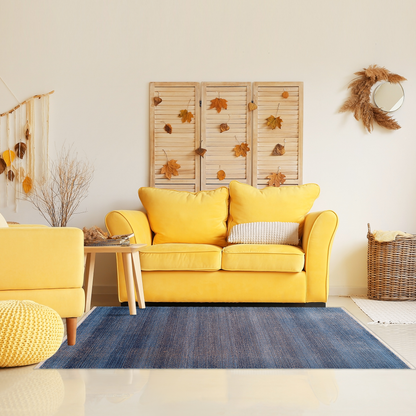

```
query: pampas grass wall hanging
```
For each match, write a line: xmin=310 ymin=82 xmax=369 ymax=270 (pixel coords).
xmin=340 ymin=65 xmax=406 ymax=133
xmin=0 ymin=75 xmax=53 ymax=211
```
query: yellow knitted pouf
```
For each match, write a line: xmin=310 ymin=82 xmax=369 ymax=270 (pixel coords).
xmin=0 ymin=300 xmax=64 ymax=367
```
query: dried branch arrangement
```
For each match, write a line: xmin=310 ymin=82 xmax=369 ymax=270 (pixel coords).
xmin=24 ymin=146 xmax=94 ymax=227
xmin=339 ymin=65 xmax=406 ymax=132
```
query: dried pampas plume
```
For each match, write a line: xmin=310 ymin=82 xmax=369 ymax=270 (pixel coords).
xmin=339 ymin=65 xmax=406 ymax=133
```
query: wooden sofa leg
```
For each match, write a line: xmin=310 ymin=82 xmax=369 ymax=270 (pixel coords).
xmin=66 ymin=317 xmax=77 ymax=346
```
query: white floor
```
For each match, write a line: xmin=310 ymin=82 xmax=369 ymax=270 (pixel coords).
xmin=1 ymin=296 xmax=416 ymax=416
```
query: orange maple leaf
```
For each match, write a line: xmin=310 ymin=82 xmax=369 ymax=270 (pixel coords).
xmin=233 ymin=142 xmax=250 ymax=157
xmin=209 ymin=98 xmax=228 ymax=113
xmin=178 ymin=109 xmax=194 ymax=123
xmin=217 ymin=170 xmax=226 ymax=181
xmin=266 ymin=115 xmax=283 ymax=130
xmin=266 ymin=172 xmax=286 ymax=187
xmin=161 ymin=159 xmax=181 ymax=180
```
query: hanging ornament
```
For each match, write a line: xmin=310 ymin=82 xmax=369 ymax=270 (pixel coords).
xmin=220 ymin=114 xmax=231 ymax=133
xmin=233 ymin=136 xmax=250 ymax=157
xmin=217 ymin=169 xmax=226 ymax=181
xmin=272 ymin=140 xmax=286 ymax=156
xmin=267 ymin=167 xmax=286 ymax=187
xmin=160 ymin=149 xmax=181 ymax=180
xmin=248 ymin=102 xmax=257 ymax=111
xmin=24 ymin=120 xmax=31 ymax=140
xmin=0 ymin=158 xmax=6 ymax=174
xmin=266 ymin=104 xmax=283 ymax=130
xmin=153 ymin=92 xmax=162 ymax=106
xmin=2 ymin=150 xmax=16 ymax=166
xmin=15 ymin=142 xmax=27 ymax=159
xmin=282 ymin=89 xmax=289 ymax=99
xmin=7 ymin=170 xmax=15 ymax=182
xmin=195 ymin=147 xmax=207 ymax=157
xmin=22 ymin=176 xmax=33 ymax=193
xmin=164 ymin=123 xmax=173 ymax=134
xmin=13 ymin=166 xmax=26 ymax=182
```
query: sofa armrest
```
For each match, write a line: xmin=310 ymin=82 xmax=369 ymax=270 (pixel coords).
xmin=105 ymin=210 xmax=152 ymax=246
xmin=302 ymin=210 xmax=339 ymax=302
xmin=0 ymin=227 xmax=84 ymax=290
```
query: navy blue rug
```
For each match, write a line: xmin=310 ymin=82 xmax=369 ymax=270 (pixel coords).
xmin=39 ymin=307 xmax=411 ymax=369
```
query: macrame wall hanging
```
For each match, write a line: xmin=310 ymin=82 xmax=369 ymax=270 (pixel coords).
xmin=0 ymin=75 xmax=53 ymax=211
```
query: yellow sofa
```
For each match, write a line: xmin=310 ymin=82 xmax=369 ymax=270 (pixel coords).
xmin=106 ymin=181 xmax=338 ymax=306
xmin=0 ymin=219 xmax=85 ymax=345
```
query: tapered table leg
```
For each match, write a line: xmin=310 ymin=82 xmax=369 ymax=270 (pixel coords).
xmin=132 ymin=251 xmax=145 ymax=309
xmin=122 ymin=252 xmax=137 ymax=315
xmin=84 ymin=252 xmax=96 ymax=312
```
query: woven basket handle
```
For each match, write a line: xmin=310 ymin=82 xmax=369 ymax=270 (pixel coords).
xmin=367 ymin=223 xmax=372 ymax=234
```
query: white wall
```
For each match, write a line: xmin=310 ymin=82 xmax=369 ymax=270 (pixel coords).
xmin=1 ymin=0 xmax=415 ymax=296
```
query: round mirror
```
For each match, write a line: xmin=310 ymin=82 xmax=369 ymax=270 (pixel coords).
xmin=373 ymin=82 xmax=404 ymax=112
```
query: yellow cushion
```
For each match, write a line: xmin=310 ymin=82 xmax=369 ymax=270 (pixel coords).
xmin=0 ymin=212 xmax=8 ymax=228
xmin=139 ymin=187 xmax=229 ymax=246
xmin=222 ymin=244 xmax=305 ymax=272
xmin=228 ymin=181 xmax=320 ymax=236
xmin=0 ymin=300 xmax=64 ymax=367
xmin=140 ymin=244 xmax=222 ymax=271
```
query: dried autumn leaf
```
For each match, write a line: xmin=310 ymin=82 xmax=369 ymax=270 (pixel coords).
xmin=234 ymin=142 xmax=250 ymax=157
xmin=266 ymin=115 xmax=283 ymax=130
xmin=220 ymin=123 xmax=230 ymax=133
xmin=22 ymin=176 xmax=33 ymax=193
xmin=209 ymin=98 xmax=228 ymax=113
xmin=272 ymin=143 xmax=285 ymax=156
xmin=153 ymin=97 xmax=162 ymax=106
xmin=217 ymin=170 xmax=226 ymax=181
xmin=267 ymin=172 xmax=286 ymax=187
xmin=0 ymin=158 xmax=6 ymax=174
xmin=164 ymin=123 xmax=173 ymax=134
xmin=282 ymin=91 xmax=289 ymax=98
xmin=161 ymin=159 xmax=181 ymax=180
xmin=195 ymin=147 xmax=207 ymax=157
xmin=7 ymin=170 xmax=15 ymax=182
xmin=248 ymin=102 xmax=258 ymax=111
xmin=15 ymin=142 xmax=27 ymax=159
xmin=2 ymin=150 xmax=16 ymax=166
xmin=178 ymin=109 xmax=194 ymax=123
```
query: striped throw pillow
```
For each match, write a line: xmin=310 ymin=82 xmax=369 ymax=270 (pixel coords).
xmin=228 ymin=222 xmax=299 ymax=245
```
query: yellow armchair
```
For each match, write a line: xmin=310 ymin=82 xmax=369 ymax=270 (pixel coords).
xmin=0 ymin=224 xmax=85 ymax=345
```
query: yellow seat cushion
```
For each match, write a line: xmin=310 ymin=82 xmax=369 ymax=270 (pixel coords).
xmin=140 ymin=244 xmax=222 ymax=271
xmin=0 ymin=300 xmax=64 ymax=367
xmin=139 ymin=187 xmax=229 ymax=247
xmin=222 ymin=244 xmax=305 ymax=272
xmin=228 ymin=181 xmax=320 ymax=236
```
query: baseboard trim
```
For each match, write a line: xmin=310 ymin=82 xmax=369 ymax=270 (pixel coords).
xmin=329 ymin=286 xmax=367 ymax=297
xmin=121 ymin=302 xmax=326 ymax=308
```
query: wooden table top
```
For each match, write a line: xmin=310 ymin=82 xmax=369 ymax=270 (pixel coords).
xmin=84 ymin=243 xmax=146 ymax=254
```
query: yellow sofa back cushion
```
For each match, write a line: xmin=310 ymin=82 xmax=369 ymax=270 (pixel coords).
xmin=228 ymin=181 xmax=320 ymax=235
xmin=139 ymin=187 xmax=229 ymax=246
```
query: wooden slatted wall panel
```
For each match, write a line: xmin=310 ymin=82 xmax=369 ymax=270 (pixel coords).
xmin=252 ymin=82 xmax=303 ymax=188
xmin=149 ymin=82 xmax=200 ymax=192
xmin=201 ymin=82 xmax=252 ymax=190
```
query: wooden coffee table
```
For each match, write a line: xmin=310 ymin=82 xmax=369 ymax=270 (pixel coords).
xmin=83 ymin=244 xmax=146 ymax=315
